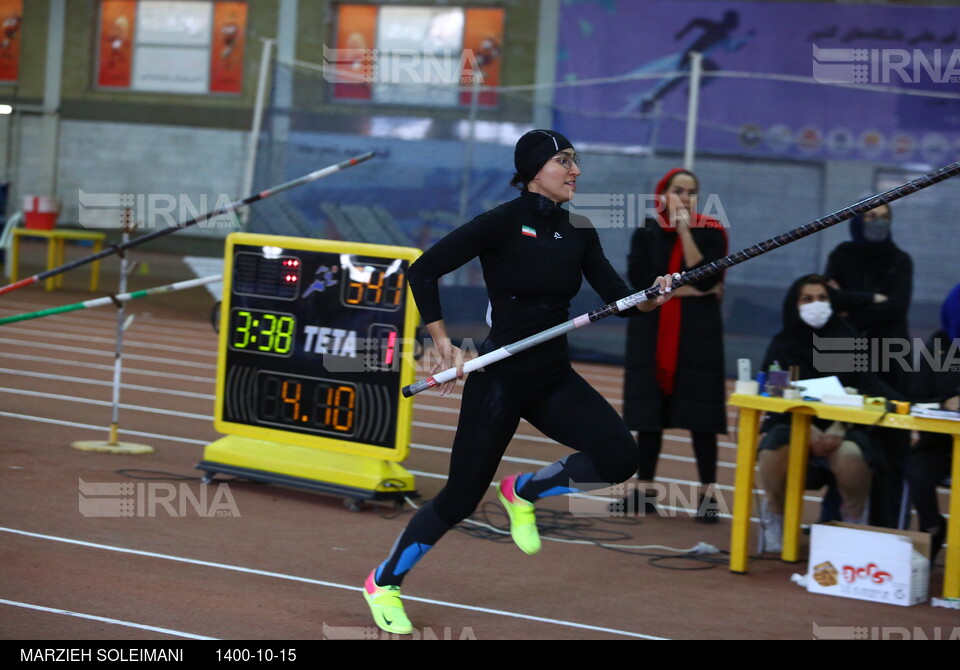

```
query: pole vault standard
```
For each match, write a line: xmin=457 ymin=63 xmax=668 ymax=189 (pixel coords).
xmin=0 ymin=153 xmax=375 ymax=296
xmin=403 ymin=158 xmax=960 ymax=398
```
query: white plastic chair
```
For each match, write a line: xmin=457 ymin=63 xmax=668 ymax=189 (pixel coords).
xmin=0 ymin=210 xmax=23 ymax=279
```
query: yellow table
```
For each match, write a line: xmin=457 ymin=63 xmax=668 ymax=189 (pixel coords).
xmin=10 ymin=228 xmax=106 ymax=292
xmin=727 ymin=393 xmax=960 ymax=599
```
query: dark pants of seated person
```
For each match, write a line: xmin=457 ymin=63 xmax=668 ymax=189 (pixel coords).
xmin=873 ymin=427 xmax=912 ymax=527
xmin=905 ymin=437 xmax=951 ymax=538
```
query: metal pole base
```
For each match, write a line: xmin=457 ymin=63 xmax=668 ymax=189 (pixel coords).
xmin=70 ymin=440 xmax=155 ymax=455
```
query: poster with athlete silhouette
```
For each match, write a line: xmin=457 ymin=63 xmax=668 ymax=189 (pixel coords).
xmin=555 ymin=1 xmax=960 ymax=163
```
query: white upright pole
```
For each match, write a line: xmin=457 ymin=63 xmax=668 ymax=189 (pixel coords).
xmin=683 ymin=52 xmax=703 ymax=171
xmin=71 ymin=210 xmax=154 ymax=454
xmin=241 ymin=38 xmax=276 ymax=230
xmin=459 ymin=75 xmax=481 ymax=223
xmin=107 ymin=225 xmax=131 ymax=446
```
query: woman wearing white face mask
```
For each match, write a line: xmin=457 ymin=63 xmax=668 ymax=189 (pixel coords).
xmin=754 ymin=274 xmax=907 ymax=553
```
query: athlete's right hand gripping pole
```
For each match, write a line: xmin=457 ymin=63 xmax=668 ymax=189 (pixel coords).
xmin=403 ymin=158 xmax=960 ymax=398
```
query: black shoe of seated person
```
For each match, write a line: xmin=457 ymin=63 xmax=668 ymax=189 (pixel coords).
xmin=929 ymin=520 xmax=946 ymax=567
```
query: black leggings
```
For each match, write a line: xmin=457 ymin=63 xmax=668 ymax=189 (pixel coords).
xmin=432 ymin=364 xmax=639 ymax=526
xmin=374 ymin=364 xmax=638 ymax=586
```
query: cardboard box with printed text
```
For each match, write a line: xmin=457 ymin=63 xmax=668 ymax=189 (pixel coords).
xmin=807 ymin=523 xmax=930 ymax=607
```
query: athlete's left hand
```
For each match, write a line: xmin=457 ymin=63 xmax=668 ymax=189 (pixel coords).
xmin=636 ymin=273 xmax=679 ymax=312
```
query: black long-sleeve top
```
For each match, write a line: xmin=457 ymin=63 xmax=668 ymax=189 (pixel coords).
xmin=824 ymin=242 xmax=912 ymax=339
xmin=407 ymin=190 xmax=637 ymax=372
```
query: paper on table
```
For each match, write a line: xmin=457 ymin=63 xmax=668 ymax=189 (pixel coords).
xmin=911 ymin=407 xmax=960 ymax=422
xmin=791 ymin=376 xmax=847 ymax=400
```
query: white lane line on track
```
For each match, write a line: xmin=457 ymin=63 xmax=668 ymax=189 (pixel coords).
xmin=3 ymin=405 xmax=720 ymax=493
xmin=0 ymin=412 xmax=211 ymax=446
xmin=5 ymin=408 xmax=875 ymax=506
xmin=411 ymin=401 xmax=739 ymax=442
xmin=0 ymin=388 xmax=211 ymax=421
xmin=0 ymin=338 xmax=216 ymax=370
xmin=0 ymin=368 xmax=215 ymax=400
xmin=0 ymin=352 xmax=215 ymax=384
xmin=0 ymin=598 xmax=217 ymax=640
xmin=0 ymin=408 xmax=752 ymax=500
xmin=0 ymin=380 xmax=737 ymax=457
xmin=0 ymin=300 xmax=215 ymax=336
xmin=405 ymin=382 xmax=743 ymax=419
xmin=0 ymin=325 xmax=218 ymax=357
xmin=0 ymin=527 xmax=667 ymax=640
xmin=412 ymin=420 xmax=739 ymax=456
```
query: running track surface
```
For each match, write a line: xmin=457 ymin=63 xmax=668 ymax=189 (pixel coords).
xmin=1 ymin=247 xmax=954 ymax=641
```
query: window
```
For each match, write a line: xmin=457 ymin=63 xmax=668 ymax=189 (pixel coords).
xmin=327 ymin=3 xmax=504 ymax=108
xmin=97 ymin=0 xmax=247 ymax=94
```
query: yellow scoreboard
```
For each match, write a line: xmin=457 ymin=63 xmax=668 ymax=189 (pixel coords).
xmin=198 ymin=233 xmax=422 ymax=507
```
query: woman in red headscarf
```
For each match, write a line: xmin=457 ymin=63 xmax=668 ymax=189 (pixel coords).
xmin=620 ymin=168 xmax=728 ymax=522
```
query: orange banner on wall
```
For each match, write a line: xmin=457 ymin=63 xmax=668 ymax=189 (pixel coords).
xmin=460 ymin=8 xmax=504 ymax=107
xmin=210 ymin=1 xmax=247 ymax=94
xmin=98 ymin=0 xmax=137 ymax=88
xmin=333 ymin=4 xmax=378 ymax=100
xmin=0 ymin=0 xmax=22 ymax=82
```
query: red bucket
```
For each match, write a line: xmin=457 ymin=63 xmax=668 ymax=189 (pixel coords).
xmin=23 ymin=195 xmax=61 ymax=230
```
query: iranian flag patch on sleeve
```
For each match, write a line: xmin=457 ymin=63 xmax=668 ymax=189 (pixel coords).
xmin=521 ymin=225 xmax=537 ymax=238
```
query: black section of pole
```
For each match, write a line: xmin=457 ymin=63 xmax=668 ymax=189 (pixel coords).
xmin=598 ymin=158 xmax=960 ymax=317
xmin=8 ymin=153 xmax=376 ymax=291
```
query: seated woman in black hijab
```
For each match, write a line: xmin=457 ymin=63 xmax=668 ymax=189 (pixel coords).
xmin=756 ymin=274 xmax=907 ymax=552
xmin=905 ymin=281 xmax=960 ymax=565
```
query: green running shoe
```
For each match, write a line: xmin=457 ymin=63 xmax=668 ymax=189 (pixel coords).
xmin=497 ymin=473 xmax=541 ymax=555
xmin=363 ymin=569 xmax=413 ymax=635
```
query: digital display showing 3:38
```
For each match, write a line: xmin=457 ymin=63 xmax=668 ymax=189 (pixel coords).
xmin=214 ymin=234 xmax=421 ymax=459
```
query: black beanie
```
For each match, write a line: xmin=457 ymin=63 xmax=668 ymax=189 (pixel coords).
xmin=514 ymin=129 xmax=574 ymax=185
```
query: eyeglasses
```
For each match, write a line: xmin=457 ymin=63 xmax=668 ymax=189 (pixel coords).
xmin=551 ymin=153 xmax=582 ymax=170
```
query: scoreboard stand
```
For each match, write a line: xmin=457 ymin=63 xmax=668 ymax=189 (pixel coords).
xmin=199 ymin=234 xmax=422 ymax=508
xmin=198 ymin=436 xmax=415 ymax=510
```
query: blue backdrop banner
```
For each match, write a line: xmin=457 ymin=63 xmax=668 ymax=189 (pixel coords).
xmin=554 ymin=0 xmax=960 ymax=163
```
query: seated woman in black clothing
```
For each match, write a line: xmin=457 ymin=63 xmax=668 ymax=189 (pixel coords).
xmin=756 ymin=274 xmax=908 ymax=553
xmin=906 ymin=281 xmax=960 ymax=565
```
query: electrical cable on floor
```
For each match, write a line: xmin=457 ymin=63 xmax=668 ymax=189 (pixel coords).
xmin=367 ymin=479 xmax=419 ymax=521
xmin=400 ymin=492 xmax=727 ymax=571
